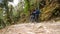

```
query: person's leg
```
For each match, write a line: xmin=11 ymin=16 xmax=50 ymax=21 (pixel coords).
xmin=30 ymin=15 xmax=35 ymax=22
xmin=36 ymin=15 xmax=39 ymax=22
xmin=30 ymin=16 xmax=33 ymax=22
xmin=34 ymin=15 xmax=36 ymax=22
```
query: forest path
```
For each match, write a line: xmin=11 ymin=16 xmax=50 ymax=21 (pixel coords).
xmin=0 ymin=21 xmax=60 ymax=34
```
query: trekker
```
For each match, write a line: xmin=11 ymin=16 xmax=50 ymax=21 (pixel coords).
xmin=30 ymin=10 xmax=36 ymax=22
xmin=35 ymin=8 xmax=40 ymax=22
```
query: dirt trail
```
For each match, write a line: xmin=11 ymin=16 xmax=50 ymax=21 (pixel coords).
xmin=0 ymin=21 xmax=60 ymax=34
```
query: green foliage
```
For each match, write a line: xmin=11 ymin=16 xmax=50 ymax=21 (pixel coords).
xmin=24 ymin=0 xmax=30 ymax=15
xmin=0 ymin=8 xmax=6 ymax=29
xmin=0 ymin=19 xmax=6 ymax=29
xmin=0 ymin=8 xmax=3 ymax=19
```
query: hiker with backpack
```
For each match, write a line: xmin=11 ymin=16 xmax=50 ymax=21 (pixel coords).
xmin=30 ymin=8 xmax=40 ymax=22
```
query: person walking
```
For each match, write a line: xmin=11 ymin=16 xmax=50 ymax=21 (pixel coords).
xmin=35 ymin=8 xmax=40 ymax=22
xmin=30 ymin=10 xmax=36 ymax=22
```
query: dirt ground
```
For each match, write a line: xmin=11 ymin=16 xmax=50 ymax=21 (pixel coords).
xmin=0 ymin=21 xmax=60 ymax=34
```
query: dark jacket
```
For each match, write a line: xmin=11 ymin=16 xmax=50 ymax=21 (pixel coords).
xmin=35 ymin=9 xmax=40 ymax=15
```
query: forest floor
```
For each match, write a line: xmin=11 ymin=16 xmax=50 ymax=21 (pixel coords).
xmin=0 ymin=20 xmax=60 ymax=34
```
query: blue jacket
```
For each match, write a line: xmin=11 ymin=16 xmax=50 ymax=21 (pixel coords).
xmin=35 ymin=9 xmax=40 ymax=15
